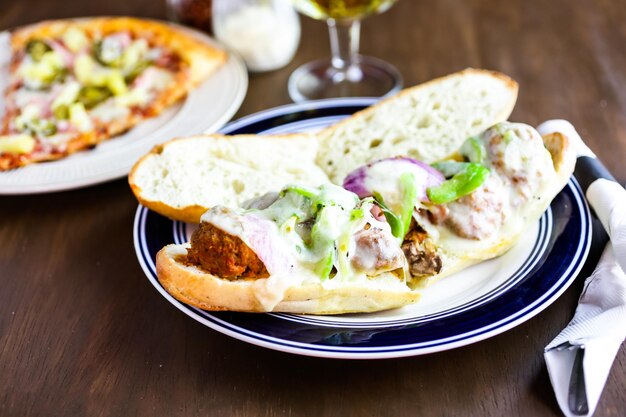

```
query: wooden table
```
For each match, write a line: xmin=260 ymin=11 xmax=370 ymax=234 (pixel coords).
xmin=1 ymin=1 xmax=625 ymax=415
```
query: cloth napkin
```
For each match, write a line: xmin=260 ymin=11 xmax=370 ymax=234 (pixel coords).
xmin=538 ymin=120 xmax=626 ymax=417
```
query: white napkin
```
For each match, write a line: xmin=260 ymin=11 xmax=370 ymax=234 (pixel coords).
xmin=538 ymin=120 xmax=626 ymax=417
xmin=544 ymin=244 xmax=626 ymax=417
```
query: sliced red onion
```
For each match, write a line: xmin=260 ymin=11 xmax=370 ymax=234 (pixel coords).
xmin=48 ymin=40 xmax=74 ymax=68
xmin=343 ymin=156 xmax=445 ymax=205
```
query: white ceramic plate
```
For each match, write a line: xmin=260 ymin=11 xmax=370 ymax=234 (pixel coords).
xmin=134 ymin=98 xmax=592 ymax=359
xmin=0 ymin=24 xmax=247 ymax=194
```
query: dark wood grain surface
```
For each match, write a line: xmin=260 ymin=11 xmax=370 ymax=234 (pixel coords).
xmin=1 ymin=0 xmax=625 ymax=416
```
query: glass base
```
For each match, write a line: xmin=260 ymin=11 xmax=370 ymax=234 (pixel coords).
xmin=288 ymin=55 xmax=403 ymax=102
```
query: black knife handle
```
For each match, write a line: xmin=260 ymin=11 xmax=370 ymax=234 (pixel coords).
xmin=574 ymin=156 xmax=616 ymax=193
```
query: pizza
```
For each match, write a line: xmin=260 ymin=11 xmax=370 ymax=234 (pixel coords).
xmin=0 ymin=17 xmax=227 ymax=170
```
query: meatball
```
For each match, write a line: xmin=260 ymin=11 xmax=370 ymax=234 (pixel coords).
xmin=186 ymin=222 xmax=269 ymax=279
xmin=443 ymin=175 xmax=506 ymax=240
xmin=482 ymin=122 xmax=555 ymax=207
xmin=350 ymin=227 xmax=405 ymax=275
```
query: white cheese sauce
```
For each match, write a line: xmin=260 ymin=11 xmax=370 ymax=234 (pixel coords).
xmin=424 ymin=122 xmax=558 ymax=260
xmin=485 ymin=123 xmax=556 ymax=208
xmin=363 ymin=159 xmax=434 ymax=211
xmin=200 ymin=187 xmax=404 ymax=310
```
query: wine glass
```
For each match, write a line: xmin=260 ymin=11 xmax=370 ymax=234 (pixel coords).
xmin=288 ymin=0 xmax=403 ymax=102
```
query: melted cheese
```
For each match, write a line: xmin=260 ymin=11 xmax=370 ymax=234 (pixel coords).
xmin=89 ymin=99 xmax=131 ymax=122
xmin=201 ymin=207 xmax=312 ymax=310
xmin=362 ymin=159 xmax=435 ymax=211
xmin=11 ymin=88 xmax=52 ymax=114
xmin=423 ymin=122 xmax=559 ymax=264
xmin=200 ymin=187 xmax=403 ymax=310
xmin=5 ymin=29 xmax=182 ymax=159
xmin=38 ymin=132 xmax=75 ymax=150
xmin=116 ymin=67 xmax=174 ymax=107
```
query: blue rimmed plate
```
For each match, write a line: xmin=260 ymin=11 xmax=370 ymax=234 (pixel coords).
xmin=133 ymin=98 xmax=592 ymax=359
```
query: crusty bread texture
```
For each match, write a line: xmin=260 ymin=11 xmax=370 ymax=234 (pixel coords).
xmin=317 ymin=69 xmax=518 ymax=183
xmin=129 ymin=68 xmax=518 ymax=223
xmin=157 ymin=244 xmax=420 ymax=314
xmin=129 ymin=134 xmax=330 ymax=223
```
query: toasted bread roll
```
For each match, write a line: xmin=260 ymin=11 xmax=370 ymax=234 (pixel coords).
xmin=157 ymin=245 xmax=420 ymax=314
xmin=156 ymin=184 xmax=421 ymax=314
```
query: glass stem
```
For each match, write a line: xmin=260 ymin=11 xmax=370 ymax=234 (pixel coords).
xmin=327 ymin=19 xmax=362 ymax=82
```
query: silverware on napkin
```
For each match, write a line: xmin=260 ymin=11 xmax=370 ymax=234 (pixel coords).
xmin=537 ymin=120 xmax=626 ymax=417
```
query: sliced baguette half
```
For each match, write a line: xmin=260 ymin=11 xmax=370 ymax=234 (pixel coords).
xmin=316 ymin=68 xmax=518 ymax=183
xmin=129 ymin=134 xmax=330 ymax=223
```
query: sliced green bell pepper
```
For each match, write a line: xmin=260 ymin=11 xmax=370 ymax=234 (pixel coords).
xmin=282 ymin=185 xmax=317 ymax=200
xmin=427 ymin=163 xmax=490 ymax=204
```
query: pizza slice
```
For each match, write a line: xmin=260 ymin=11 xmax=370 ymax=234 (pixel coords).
xmin=0 ymin=17 xmax=227 ymax=170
